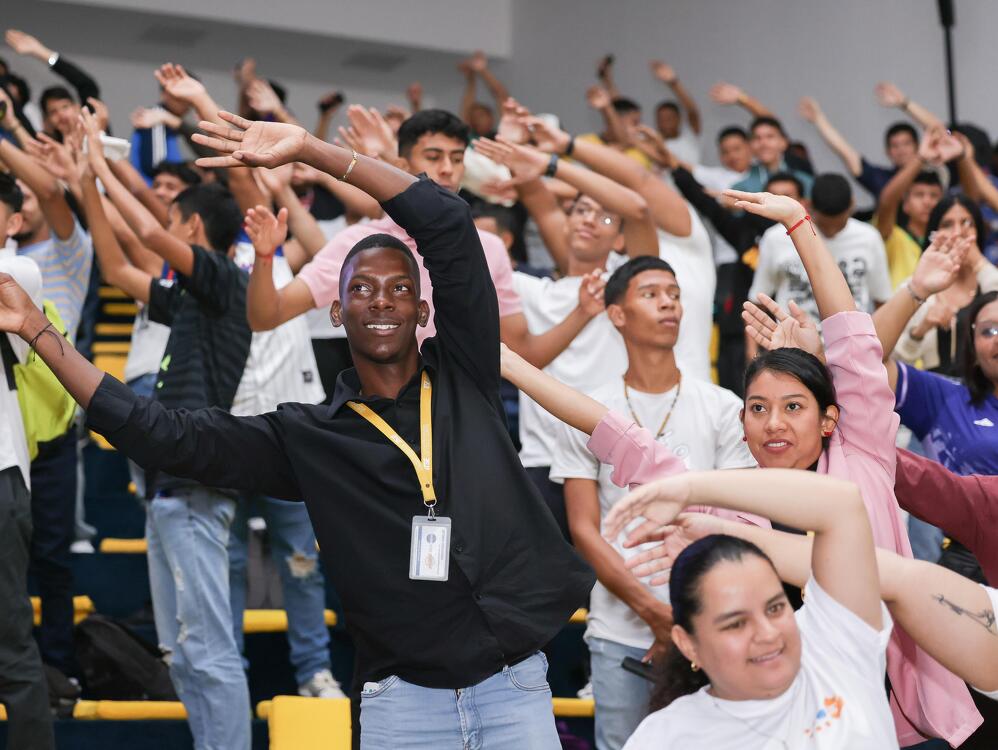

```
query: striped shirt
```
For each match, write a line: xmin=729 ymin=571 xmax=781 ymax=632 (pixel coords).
xmin=17 ymin=221 xmax=93 ymax=341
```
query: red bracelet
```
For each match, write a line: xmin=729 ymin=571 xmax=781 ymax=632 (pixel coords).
xmin=786 ymin=215 xmax=815 ymax=236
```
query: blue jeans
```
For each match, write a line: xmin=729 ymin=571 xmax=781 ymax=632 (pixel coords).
xmin=589 ymin=637 xmax=653 ymax=750
xmin=228 ymin=496 xmax=330 ymax=686
xmin=126 ymin=373 xmax=158 ymax=499
xmin=146 ymin=488 xmax=250 ymax=750
xmin=359 ymin=652 xmax=560 ymax=749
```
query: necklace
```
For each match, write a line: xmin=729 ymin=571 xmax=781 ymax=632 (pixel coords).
xmin=707 ymin=677 xmax=800 ymax=750
xmin=623 ymin=373 xmax=682 ymax=440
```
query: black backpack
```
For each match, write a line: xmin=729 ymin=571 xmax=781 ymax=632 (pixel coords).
xmin=75 ymin=614 xmax=178 ymax=700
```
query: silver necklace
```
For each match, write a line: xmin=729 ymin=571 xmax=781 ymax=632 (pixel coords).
xmin=707 ymin=677 xmax=800 ymax=750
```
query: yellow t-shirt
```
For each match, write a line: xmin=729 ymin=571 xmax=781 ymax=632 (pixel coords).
xmin=577 ymin=133 xmax=653 ymax=171
xmin=877 ymin=221 xmax=922 ymax=290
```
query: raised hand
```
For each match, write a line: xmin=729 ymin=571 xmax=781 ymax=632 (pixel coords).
xmin=244 ymin=204 xmax=288 ymax=258
xmin=797 ymin=96 xmax=821 ymax=123
xmin=255 ymin=162 xmax=294 ymax=199
xmin=234 ymin=58 xmax=257 ymax=88
xmin=743 ymin=294 xmax=825 ymax=362
xmin=344 ymin=105 xmax=398 ymax=160
xmin=935 ymin=129 xmax=965 ymax=164
xmin=318 ymin=91 xmax=344 ymax=113
xmin=722 ymin=189 xmax=808 ymax=227
xmin=155 ymin=63 xmax=207 ymax=104
xmin=586 ymin=85 xmax=612 ymax=111
xmin=5 ymin=29 xmax=51 ymax=60
xmin=578 ymin=268 xmax=607 ymax=317
xmin=520 ymin=115 xmax=571 ymax=155
xmin=602 ymin=474 xmax=694 ymax=549
xmin=875 ymin=81 xmax=906 ymax=109
xmin=25 ymin=131 xmax=79 ymax=185
xmin=496 ymin=98 xmax=529 ymax=145
xmin=192 ymin=111 xmax=308 ymax=169
xmin=912 ymin=234 xmax=967 ymax=296
xmin=79 ymin=107 xmax=109 ymax=173
xmin=472 ymin=136 xmax=548 ymax=185
xmin=650 ymin=60 xmax=677 ymax=85
xmin=468 ymin=50 xmax=488 ymax=72
xmin=710 ymin=81 xmax=744 ymax=106
xmin=0 ymin=272 xmax=39 ymax=336
xmin=246 ymin=79 xmax=284 ymax=116
xmin=634 ymin=124 xmax=676 ymax=168
xmin=406 ymin=81 xmax=423 ymax=110
xmin=625 ymin=513 xmax=724 ymax=586
xmin=86 ymin=97 xmax=111 ymax=133
xmin=131 ymin=106 xmax=181 ymax=130
xmin=596 ymin=54 xmax=614 ymax=81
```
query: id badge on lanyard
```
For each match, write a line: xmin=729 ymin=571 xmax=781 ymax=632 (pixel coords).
xmin=347 ymin=371 xmax=451 ymax=581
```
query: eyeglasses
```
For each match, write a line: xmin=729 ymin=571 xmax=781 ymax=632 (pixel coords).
xmin=974 ymin=323 xmax=998 ymax=339
xmin=570 ymin=203 xmax=616 ymax=226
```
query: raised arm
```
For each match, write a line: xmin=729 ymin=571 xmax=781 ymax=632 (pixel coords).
xmin=473 ymin=136 xmax=656 ymax=255
xmin=651 ymin=61 xmax=700 ymax=134
xmin=872 ymin=234 xmax=965 ymax=390
xmin=80 ymin=174 xmax=153 ymax=304
xmin=875 ymin=146 xmax=926 ymax=241
xmin=526 ymin=114 xmax=692 ymax=238
xmin=710 ymin=81 xmax=774 ymax=118
xmin=107 ymin=154 xmax=170 ymax=228
xmin=798 ymin=96 xmax=861 ymax=177
xmin=513 ymin=178 xmax=571 ymax=274
xmin=5 ymin=30 xmax=100 ymax=104
xmin=81 ymin=108 xmax=196 ymax=276
xmin=875 ymin=81 xmax=944 ymax=131
xmin=586 ymin=85 xmax=630 ymax=148
xmin=0 ymin=138 xmax=75 ymax=240
xmin=458 ymin=61 xmax=478 ymax=126
xmin=605 ymin=469 xmax=882 ymax=629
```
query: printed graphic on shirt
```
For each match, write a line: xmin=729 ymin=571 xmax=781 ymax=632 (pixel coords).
xmin=802 ymin=695 xmax=845 ymax=738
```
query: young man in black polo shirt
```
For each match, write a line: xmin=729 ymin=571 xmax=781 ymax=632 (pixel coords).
xmin=0 ymin=111 xmax=593 ymax=748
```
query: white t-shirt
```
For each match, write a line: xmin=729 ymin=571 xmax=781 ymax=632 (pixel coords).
xmin=666 ymin=127 xmax=701 ymax=167
xmin=0 ymin=247 xmax=43 ymax=489
xmin=624 ymin=578 xmax=898 ymax=750
xmin=750 ymin=219 xmax=892 ymax=323
xmin=515 ymin=272 xmax=627 ymax=468
xmin=656 ymin=206 xmax=716 ymax=384
xmin=550 ymin=378 xmax=753 ymax=649
xmin=230 ymin=242 xmax=325 ymax=415
xmin=974 ymin=585 xmax=998 ymax=701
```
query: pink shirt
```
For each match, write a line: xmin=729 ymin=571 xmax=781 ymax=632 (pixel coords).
xmin=296 ymin=215 xmax=522 ymax=344
xmin=588 ymin=311 xmax=982 ymax=747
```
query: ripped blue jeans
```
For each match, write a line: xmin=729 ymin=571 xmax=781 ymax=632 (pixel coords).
xmin=228 ymin=495 xmax=331 ymax=686
xmin=146 ymin=488 xmax=250 ymax=750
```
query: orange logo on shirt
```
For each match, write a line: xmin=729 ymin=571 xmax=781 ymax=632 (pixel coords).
xmin=803 ymin=695 xmax=845 ymax=737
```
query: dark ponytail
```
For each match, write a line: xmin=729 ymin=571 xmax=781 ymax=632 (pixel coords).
xmin=648 ymin=535 xmax=775 ymax=712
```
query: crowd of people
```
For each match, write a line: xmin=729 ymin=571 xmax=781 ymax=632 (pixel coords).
xmin=0 ymin=24 xmax=997 ymax=750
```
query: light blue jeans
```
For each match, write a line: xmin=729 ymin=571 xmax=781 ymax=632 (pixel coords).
xmin=228 ymin=495 xmax=331 ymax=686
xmin=146 ymin=488 xmax=251 ymax=750
xmin=358 ymin=652 xmax=560 ymax=749
xmin=589 ymin=637 xmax=654 ymax=750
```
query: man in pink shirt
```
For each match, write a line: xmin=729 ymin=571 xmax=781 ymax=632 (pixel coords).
xmin=246 ymin=109 xmax=602 ymax=367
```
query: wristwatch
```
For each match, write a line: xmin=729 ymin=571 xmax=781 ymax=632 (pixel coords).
xmin=47 ymin=52 xmax=60 ymax=67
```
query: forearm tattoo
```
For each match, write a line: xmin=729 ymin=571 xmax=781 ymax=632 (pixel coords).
xmin=933 ymin=593 xmax=997 ymax=635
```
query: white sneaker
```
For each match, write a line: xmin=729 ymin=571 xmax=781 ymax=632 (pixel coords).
xmin=298 ymin=669 xmax=347 ymax=699
xmin=70 ymin=540 xmax=95 ymax=554
xmin=576 ymin=680 xmax=594 ymax=700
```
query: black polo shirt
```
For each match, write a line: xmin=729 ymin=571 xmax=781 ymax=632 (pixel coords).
xmin=86 ymin=178 xmax=594 ymax=689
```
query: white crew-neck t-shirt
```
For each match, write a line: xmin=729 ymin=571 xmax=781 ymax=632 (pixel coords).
xmin=550 ymin=378 xmax=753 ymax=650
xmin=624 ymin=577 xmax=898 ymax=750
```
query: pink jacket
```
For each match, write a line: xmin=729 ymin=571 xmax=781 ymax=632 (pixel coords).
xmin=588 ymin=311 xmax=981 ymax=747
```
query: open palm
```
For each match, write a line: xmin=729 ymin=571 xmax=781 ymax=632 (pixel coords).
xmin=743 ymin=294 xmax=824 ymax=361
xmin=193 ymin=112 xmax=308 ymax=169
xmin=913 ymin=234 xmax=966 ymax=295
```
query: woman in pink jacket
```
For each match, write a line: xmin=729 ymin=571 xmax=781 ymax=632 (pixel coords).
xmin=502 ymin=189 xmax=982 ymax=746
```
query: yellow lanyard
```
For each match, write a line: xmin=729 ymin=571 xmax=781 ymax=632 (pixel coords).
xmin=346 ymin=371 xmax=437 ymax=509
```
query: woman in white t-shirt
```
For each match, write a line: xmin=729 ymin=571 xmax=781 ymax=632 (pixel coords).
xmin=625 ymin=509 xmax=998 ymax=706
xmin=599 ymin=469 xmax=898 ymax=750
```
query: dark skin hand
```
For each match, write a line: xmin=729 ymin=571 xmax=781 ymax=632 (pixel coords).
xmin=330 ymin=247 xmax=430 ymax=400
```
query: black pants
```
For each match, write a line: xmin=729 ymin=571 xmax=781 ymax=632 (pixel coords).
xmin=525 ymin=466 xmax=571 ymax=542
xmin=0 ymin=467 xmax=55 ymax=750
xmin=29 ymin=430 xmax=78 ymax=676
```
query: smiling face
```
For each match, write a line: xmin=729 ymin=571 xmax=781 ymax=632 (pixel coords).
xmin=674 ymin=556 xmax=801 ymax=701
xmin=331 ymin=246 xmax=429 ymax=364
xmin=719 ymin=133 xmax=752 ymax=174
xmin=401 ymin=133 xmax=466 ymax=193
xmin=566 ymin=195 xmax=623 ymax=264
xmin=43 ymin=96 xmax=80 ymax=137
xmin=741 ymin=369 xmax=838 ymax=470
xmin=750 ymin=124 xmax=787 ymax=169
xmin=607 ymin=268 xmax=682 ymax=348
